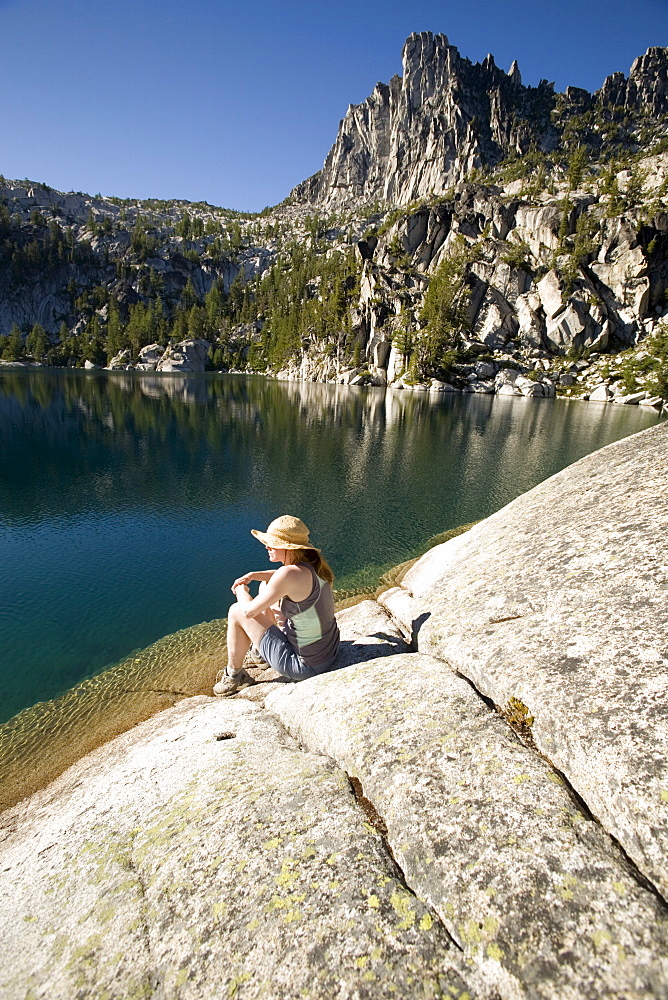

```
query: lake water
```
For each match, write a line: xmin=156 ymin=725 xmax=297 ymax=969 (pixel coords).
xmin=0 ymin=369 xmax=662 ymax=725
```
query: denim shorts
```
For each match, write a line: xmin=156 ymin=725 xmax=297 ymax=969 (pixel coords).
xmin=259 ymin=625 xmax=333 ymax=681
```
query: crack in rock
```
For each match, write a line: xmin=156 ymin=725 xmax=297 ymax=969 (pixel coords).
xmin=457 ymin=664 xmax=668 ymax=913
xmin=266 ymin=701 xmax=470 ymax=963
xmin=345 ymin=770 xmax=466 ymax=956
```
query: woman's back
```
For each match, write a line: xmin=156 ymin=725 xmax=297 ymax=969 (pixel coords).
xmin=281 ymin=564 xmax=339 ymax=668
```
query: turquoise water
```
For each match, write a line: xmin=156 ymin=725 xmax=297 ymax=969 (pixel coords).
xmin=0 ymin=369 xmax=661 ymax=723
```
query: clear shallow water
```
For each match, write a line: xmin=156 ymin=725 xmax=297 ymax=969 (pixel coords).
xmin=0 ymin=369 xmax=662 ymax=724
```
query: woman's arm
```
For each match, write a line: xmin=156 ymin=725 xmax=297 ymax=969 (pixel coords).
xmin=230 ymin=569 xmax=275 ymax=591
xmin=236 ymin=565 xmax=302 ymax=619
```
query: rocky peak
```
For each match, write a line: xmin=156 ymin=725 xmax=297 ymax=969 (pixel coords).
xmin=508 ymin=60 xmax=522 ymax=88
xmin=597 ymin=46 xmax=668 ymax=114
xmin=401 ymin=31 xmax=454 ymax=110
xmin=291 ymin=31 xmax=560 ymax=210
xmin=292 ymin=34 xmax=668 ymax=212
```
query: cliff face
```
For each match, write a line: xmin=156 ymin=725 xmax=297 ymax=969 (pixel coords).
xmin=291 ymin=32 xmax=668 ymax=210
xmin=598 ymin=46 xmax=668 ymax=114
xmin=0 ymin=178 xmax=273 ymax=344
xmin=348 ymin=169 xmax=668 ymax=385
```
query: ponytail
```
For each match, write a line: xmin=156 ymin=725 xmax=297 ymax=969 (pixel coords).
xmin=291 ymin=548 xmax=334 ymax=585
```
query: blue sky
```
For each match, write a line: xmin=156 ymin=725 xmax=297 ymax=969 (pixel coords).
xmin=0 ymin=0 xmax=666 ymax=212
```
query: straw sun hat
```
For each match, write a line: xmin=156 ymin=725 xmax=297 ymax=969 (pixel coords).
xmin=251 ymin=515 xmax=320 ymax=551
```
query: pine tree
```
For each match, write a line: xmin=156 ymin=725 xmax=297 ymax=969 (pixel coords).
xmin=418 ymin=235 xmax=480 ymax=376
xmin=180 ymin=276 xmax=199 ymax=311
xmin=105 ymin=300 xmax=127 ymax=359
xmin=25 ymin=323 xmax=48 ymax=361
xmin=4 ymin=323 xmax=24 ymax=361
xmin=205 ymin=281 xmax=224 ymax=328
xmin=187 ymin=305 xmax=207 ymax=340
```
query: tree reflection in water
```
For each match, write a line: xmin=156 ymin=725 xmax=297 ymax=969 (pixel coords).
xmin=0 ymin=369 xmax=660 ymax=720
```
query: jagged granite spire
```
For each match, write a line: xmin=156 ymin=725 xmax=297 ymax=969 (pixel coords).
xmin=598 ymin=46 xmax=668 ymax=114
xmin=291 ymin=31 xmax=668 ymax=209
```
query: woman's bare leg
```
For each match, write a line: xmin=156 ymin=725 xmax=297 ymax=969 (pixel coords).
xmin=226 ymin=602 xmax=275 ymax=674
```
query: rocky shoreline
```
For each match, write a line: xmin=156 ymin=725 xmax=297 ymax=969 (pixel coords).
xmin=1 ymin=421 xmax=666 ymax=999
xmin=2 ymin=353 xmax=665 ymax=415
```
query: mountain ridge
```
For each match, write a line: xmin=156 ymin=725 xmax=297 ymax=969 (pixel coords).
xmin=0 ymin=31 xmax=667 ymax=408
xmin=291 ymin=31 xmax=668 ymax=209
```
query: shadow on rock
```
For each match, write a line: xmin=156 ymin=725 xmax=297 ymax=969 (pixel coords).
xmin=234 ymin=600 xmax=412 ymax=704
xmin=411 ymin=612 xmax=431 ymax=647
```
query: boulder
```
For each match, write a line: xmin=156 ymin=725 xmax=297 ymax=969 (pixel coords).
xmin=515 ymin=291 xmax=544 ymax=350
xmin=470 ymin=260 xmax=529 ymax=306
xmin=368 ymin=368 xmax=388 ymax=387
xmin=474 ymin=360 xmax=497 ymax=379
xmin=156 ymin=339 xmax=210 ymax=373
xmin=472 ymin=288 xmax=518 ymax=350
xmin=494 ymin=367 xmax=519 ymax=386
xmin=106 ymin=349 xmax=131 ymax=371
xmin=463 ymin=380 xmax=495 ymax=394
xmin=536 ymin=270 xmax=565 ymax=319
xmin=134 ymin=343 xmax=164 ymax=371
xmin=639 ymin=395 xmax=665 ymax=410
xmin=544 ymin=300 xmax=599 ymax=353
xmin=614 ymin=391 xmax=647 ymax=405
xmin=589 ymin=383 xmax=612 ymax=401
xmin=515 ymin=375 xmax=544 ymax=397
xmin=494 ymin=369 xmax=521 ymax=395
xmin=591 ymin=245 xmax=649 ymax=318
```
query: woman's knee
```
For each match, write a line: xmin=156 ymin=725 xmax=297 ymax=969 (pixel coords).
xmin=228 ymin=601 xmax=245 ymax=625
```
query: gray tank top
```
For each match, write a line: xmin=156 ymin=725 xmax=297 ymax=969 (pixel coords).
xmin=280 ymin=564 xmax=340 ymax=668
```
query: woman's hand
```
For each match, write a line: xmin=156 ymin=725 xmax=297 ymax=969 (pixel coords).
xmin=233 ymin=582 xmax=253 ymax=608
xmin=231 ymin=573 xmax=252 ymax=591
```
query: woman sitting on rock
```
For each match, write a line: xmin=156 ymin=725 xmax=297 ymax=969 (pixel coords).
xmin=214 ymin=515 xmax=340 ymax=696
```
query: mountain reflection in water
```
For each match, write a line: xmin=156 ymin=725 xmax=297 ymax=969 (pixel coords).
xmin=0 ymin=369 xmax=661 ymax=723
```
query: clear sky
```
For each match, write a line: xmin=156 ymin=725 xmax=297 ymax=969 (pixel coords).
xmin=0 ymin=0 xmax=666 ymax=212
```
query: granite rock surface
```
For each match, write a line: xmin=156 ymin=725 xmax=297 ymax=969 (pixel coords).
xmin=0 ymin=697 xmax=482 ymax=1000
xmin=268 ymin=654 xmax=668 ymax=1000
xmin=380 ymin=420 xmax=668 ymax=900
